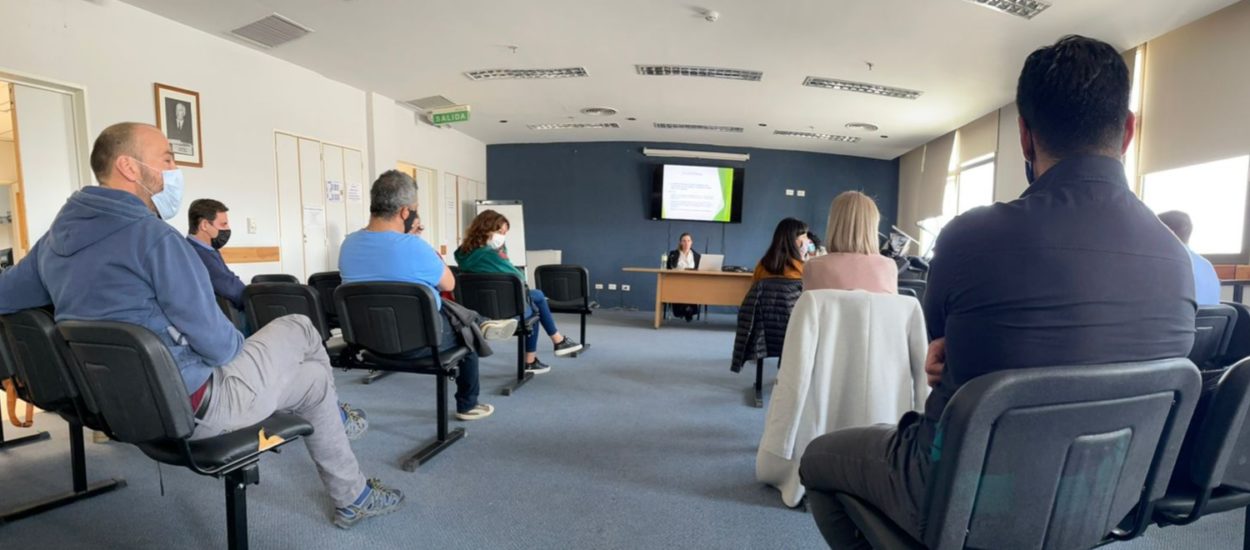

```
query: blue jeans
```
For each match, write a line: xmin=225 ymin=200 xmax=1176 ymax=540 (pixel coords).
xmin=408 ymin=310 xmax=481 ymax=413
xmin=523 ymin=289 xmax=560 ymax=353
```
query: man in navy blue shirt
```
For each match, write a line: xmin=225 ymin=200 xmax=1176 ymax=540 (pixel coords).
xmin=800 ymin=36 xmax=1196 ymax=547
xmin=186 ymin=198 xmax=246 ymax=311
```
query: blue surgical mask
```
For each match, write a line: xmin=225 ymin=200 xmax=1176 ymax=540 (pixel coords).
xmin=806 ymin=242 xmax=816 ymax=254
xmin=134 ymin=159 xmax=184 ymax=221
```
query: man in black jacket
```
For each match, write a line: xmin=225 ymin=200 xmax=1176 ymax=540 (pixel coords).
xmin=799 ymin=35 xmax=1196 ymax=547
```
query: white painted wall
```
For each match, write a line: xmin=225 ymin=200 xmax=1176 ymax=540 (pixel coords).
xmin=0 ymin=0 xmax=368 ymax=277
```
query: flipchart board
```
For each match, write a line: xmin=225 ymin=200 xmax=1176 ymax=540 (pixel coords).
xmin=475 ymin=200 xmax=526 ymax=267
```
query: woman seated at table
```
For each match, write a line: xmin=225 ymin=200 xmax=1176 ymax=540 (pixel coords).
xmin=454 ymin=210 xmax=583 ymax=374
xmin=803 ymin=191 xmax=898 ymax=294
xmin=752 ymin=218 xmax=809 ymax=282
xmin=666 ymin=232 xmax=702 ymax=322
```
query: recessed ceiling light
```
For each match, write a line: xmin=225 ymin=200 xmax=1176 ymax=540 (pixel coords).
xmin=464 ymin=67 xmax=588 ymax=81
xmin=527 ymin=122 xmax=620 ymax=130
xmin=580 ymin=107 xmax=618 ymax=116
xmin=635 ymin=65 xmax=763 ymax=82
xmin=773 ymin=130 xmax=861 ymax=143
xmin=881 ymin=135 xmax=890 ymax=139
xmin=845 ymin=122 xmax=880 ymax=132
xmin=626 ymin=117 xmax=637 ymax=121
xmin=963 ymin=0 xmax=1051 ymax=19
xmin=803 ymin=77 xmax=923 ymax=100
xmin=758 ymin=123 xmax=768 ymax=127
xmin=654 ymin=123 xmax=744 ymax=133
xmin=499 ymin=120 xmax=508 ymax=123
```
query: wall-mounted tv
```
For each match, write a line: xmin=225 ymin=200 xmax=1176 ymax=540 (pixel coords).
xmin=649 ymin=164 xmax=745 ymax=223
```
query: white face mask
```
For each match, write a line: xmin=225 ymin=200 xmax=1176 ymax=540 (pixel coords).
xmin=489 ymin=232 xmax=507 ymax=249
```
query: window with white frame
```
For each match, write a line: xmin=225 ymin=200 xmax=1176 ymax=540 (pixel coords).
xmin=1142 ymin=155 xmax=1250 ymax=261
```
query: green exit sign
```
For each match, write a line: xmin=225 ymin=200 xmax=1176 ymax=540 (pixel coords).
xmin=431 ymin=108 xmax=470 ymax=125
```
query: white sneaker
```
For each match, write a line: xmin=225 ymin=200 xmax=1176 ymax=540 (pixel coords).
xmin=455 ymin=403 xmax=495 ymax=421
xmin=480 ymin=319 xmax=519 ymax=341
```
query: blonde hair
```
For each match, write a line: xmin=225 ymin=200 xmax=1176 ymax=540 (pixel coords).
xmin=825 ymin=191 xmax=881 ymax=255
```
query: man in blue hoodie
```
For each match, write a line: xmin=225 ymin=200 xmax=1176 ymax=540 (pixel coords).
xmin=0 ymin=122 xmax=403 ymax=529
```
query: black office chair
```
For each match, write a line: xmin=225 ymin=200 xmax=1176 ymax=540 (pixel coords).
xmin=456 ymin=273 xmax=540 ymax=396
xmin=0 ymin=330 xmax=49 ymax=451
xmin=898 ymin=279 xmax=927 ymax=303
xmin=307 ymin=271 xmax=342 ymax=331
xmin=243 ymin=283 xmax=346 ymax=371
xmin=448 ymin=265 xmax=462 ymax=304
xmin=1220 ymin=301 xmax=1250 ymax=367
xmin=334 ymin=282 xmax=468 ymax=471
xmin=215 ymin=294 xmax=244 ymax=329
xmin=250 ymin=274 xmax=299 ymax=284
xmin=1190 ymin=304 xmax=1238 ymax=371
xmin=0 ymin=310 xmax=125 ymax=523
xmin=1153 ymin=356 xmax=1250 ymax=548
xmin=534 ymin=264 xmax=592 ymax=354
xmin=828 ymin=359 xmax=1201 ymax=549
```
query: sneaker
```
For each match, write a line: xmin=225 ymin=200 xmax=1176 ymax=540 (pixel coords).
xmin=455 ymin=403 xmax=495 ymax=421
xmin=333 ymin=478 xmax=405 ymax=529
xmin=340 ymin=402 xmax=368 ymax=441
xmin=525 ymin=358 xmax=551 ymax=374
xmin=553 ymin=337 xmax=584 ymax=357
xmin=480 ymin=318 xmax=519 ymax=341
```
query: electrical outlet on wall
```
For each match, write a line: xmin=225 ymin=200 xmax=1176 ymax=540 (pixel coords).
xmin=797 ymin=189 xmax=806 ymax=197
xmin=621 ymin=284 xmax=631 ymax=292
xmin=785 ymin=189 xmax=795 ymax=196
xmin=608 ymin=283 xmax=618 ymax=290
xmin=247 ymin=218 xmax=258 ymax=234
xmin=594 ymin=283 xmax=604 ymax=290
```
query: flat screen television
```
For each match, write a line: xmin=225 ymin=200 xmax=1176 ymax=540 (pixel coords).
xmin=649 ymin=164 xmax=745 ymax=223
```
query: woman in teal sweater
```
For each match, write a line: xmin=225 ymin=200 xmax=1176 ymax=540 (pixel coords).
xmin=454 ymin=210 xmax=583 ymax=373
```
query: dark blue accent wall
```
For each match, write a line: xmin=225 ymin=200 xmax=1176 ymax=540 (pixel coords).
xmin=487 ymin=141 xmax=899 ymax=310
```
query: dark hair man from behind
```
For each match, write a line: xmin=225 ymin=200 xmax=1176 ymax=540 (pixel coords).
xmin=798 ymin=36 xmax=1196 ymax=548
xmin=1158 ymin=210 xmax=1221 ymax=306
xmin=185 ymin=198 xmax=247 ymax=312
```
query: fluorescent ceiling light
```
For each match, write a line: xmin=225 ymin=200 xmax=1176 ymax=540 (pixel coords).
xmin=527 ymin=123 xmax=620 ymax=130
xmin=802 ymin=77 xmax=923 ymax=100
xmin=654 ymin=123 xmax=744 ymax=133
xmin=773 ymin=130 xmax=860 ymax=143
xmin=642 ymin=148 xmax=750 ymax=162
xmin=465 ymin=67 xmax=589 ymax=81
xmin=635 ymin=65 xmax=763 ymax=82
xmin=963 ymin=0 xmax=1051 ymax=19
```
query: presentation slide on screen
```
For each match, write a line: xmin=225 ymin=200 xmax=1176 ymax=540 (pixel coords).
xmin=661 ymin=165 xmax=734 ymax=221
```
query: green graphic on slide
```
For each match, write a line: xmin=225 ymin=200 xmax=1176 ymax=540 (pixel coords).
xmin=714 ymin=167 xmax=734 ymax=222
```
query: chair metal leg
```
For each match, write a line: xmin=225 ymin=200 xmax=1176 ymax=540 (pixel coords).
xmin=753 ymin=358 xmax=765 ymax=408
xmin=224 ymin=464 xmax=259 ymax=550
xmin=0 ymin=420 xmax=50 ymax=450
xmin=570 ymin=313 xmax=590 ymax=357
xmin=402 ymin=371 xmax=464 ymax=471
xmin=0 ymin=421 xmax=125 ymax=524
xmin=1243 ymin=505 xmax=1249 ymax=550
xmin=361 ymin=369 xmax=394 ymax=384
xmin=501 ymin=331 xmax=533 ymax=396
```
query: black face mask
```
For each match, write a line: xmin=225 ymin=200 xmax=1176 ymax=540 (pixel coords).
xmin=1025 ymin=160 xmax=1036 ymax=185
xmin=211 ymin=229 xmax=232 ymax=249
xmin=402 ymin=210 xmax=418 ymax=234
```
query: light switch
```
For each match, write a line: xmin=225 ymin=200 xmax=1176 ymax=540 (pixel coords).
xmin=247 ymin=218 xmax=258 ymax=234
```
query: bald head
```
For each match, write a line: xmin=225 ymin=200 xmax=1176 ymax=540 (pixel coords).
xmin=88 ymin=122 xmax=174 ymax=211
xmin=1158 ymin=210 xmax=1194 ymax=244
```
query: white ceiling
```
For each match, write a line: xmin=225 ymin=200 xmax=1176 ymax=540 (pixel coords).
xmin=121 ymin=0 xmax=1237 ymax=160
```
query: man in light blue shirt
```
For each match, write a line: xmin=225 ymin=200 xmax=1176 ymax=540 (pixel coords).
xmin=1159 ymin=210 xmax=1222 ymax=306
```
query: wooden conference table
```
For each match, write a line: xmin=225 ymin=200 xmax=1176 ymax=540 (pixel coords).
xmin=622 ymin=267 xmax=754 ymax=328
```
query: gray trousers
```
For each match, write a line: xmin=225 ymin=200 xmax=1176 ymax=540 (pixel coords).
xmin=190 ymin=314 xmax=366 ymax=508
xmin=799 ymin=413 xmax=932 ymax=548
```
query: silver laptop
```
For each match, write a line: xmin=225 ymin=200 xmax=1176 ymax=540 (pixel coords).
xmin=698 ymin=254 xmax=724 ymax=272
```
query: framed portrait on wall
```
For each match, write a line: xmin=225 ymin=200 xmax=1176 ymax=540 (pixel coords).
xmin=153 ymin=83 xmax=203 ymax=167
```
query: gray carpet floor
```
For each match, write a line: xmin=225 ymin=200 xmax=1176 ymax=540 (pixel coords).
xmin=0 ymin=310 xmax=1243 ymax=549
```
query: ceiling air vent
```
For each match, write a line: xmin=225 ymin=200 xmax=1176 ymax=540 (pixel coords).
xmin=465 ymin=67 xmax=588 ymax=81
xmin=527 ymin=123 xmax=620 ymax=131
xmin=963 ymin=0 xmax=1051 ymax=19
xmin=654 ymin=123 xmax=744 ymax=133
xmin=229 ymin=14 xmax=313 ymax=49
xmin=401 ymin=95 xmax=458 ymax=111
xmin=635 ymin=65 xmax=762 ymax=82
xmin=802 ymin=77 xmax=923 ymax=100
xmin=773 ymin=130 xmax=860 ymax=143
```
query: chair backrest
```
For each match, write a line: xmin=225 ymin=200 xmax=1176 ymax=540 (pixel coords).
xmin=1185 ymin=357 xmax=1250 ymax=492
xmin=58 ymin=320 xmax=196 ymax=445
xmin=534 ymin=265 xmax=590 ymax=308
xmin=457 ymin=273 xmax=526 ymax=320
xmin=251 ymin=274 xmax=299 ymax=284
xmin=243 ymin=283 xmax=330 ymax=342
xmin=448 ymin=265 xmax=461 ymax=278
xmin=1190 ymin=304 xmax=1237 ymax=370
xmin=334 ymin=282 xmax=441 ymax=356
xmin=307 ymin=271 xmax=343 ymax=326
xmin=898 ymin=279 xmax=926 ymax=302
xmin=215 ymin=294 xmax=244 ymax=328
xmin=1 ymin=309 xmax=89 ymax=417
xmin=923 ymin=359 xmax=1201 ymax=550
xmin=1219 ymin=301 xmax=1250 ymax=366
